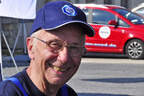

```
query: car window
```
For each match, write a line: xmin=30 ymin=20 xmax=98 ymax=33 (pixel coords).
xmin=113 ymin=8 xmax=144 ymax=24
xmin=92 ymin=9 xmax=116 ymax=25
xmin=118 ymin=18 xmax=129 ymax=27
xmin=81 ymin=8 xmax=92 ymax=23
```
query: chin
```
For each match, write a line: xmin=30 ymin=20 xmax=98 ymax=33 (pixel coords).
xmin=48 ymin=78 xmax=67 ymax=85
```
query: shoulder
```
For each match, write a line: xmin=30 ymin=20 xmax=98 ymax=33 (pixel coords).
xmin=58 ymin=84 xmax=78 ymax=96
xmin=66 ymin=85 xmax=78 ymax=96
xmin=0 ymin=70 xmax=28 ymax=96
xmin=0 ymin=80 xmax=21 ymax=96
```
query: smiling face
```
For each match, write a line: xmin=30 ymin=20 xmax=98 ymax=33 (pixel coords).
xmin=27 ymin=24 xmax=85 ymax=86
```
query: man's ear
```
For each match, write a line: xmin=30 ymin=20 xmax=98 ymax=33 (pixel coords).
xmin=26 ymin=37 xmax=34 ymax=60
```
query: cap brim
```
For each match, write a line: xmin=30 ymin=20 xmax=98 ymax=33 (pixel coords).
xmin=43 ymin=21 xmax=95 ymax=37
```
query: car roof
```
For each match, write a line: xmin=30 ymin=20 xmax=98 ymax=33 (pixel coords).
xmin=131 ymin=3 xmax=144 ymax=12
xmin=74 ymin=4 xmax=126 ymax=9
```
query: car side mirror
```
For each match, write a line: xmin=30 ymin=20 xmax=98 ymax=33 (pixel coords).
xmin=108 ymin=20 xmax=117 ymax=26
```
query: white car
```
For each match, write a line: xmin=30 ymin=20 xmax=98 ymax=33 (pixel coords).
xmin=132 ymin=3 xmax=144 ymax=17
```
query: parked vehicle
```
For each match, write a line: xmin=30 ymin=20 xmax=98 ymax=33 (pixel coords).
xmin=75 ymin=4 xmax=144 ymax=59
xmin=132 ymin=3 xmax=144 ymax=17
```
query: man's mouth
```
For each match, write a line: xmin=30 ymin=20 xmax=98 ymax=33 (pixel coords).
xmin=53 ymin=66 xmax=66 ymax=72
xmin=47 ymin=62 xmax=69 ymax=72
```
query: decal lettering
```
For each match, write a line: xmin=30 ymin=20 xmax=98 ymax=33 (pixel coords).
xmin=85 ymin=43 xmax=116 ymax=48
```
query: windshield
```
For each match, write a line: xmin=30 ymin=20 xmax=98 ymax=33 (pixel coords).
xmin=113 ymin=8 xmax=144 ymax=24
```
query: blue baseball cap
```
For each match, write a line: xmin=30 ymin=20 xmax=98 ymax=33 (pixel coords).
xmin=31 ymin=1 xmax=94 ymax=37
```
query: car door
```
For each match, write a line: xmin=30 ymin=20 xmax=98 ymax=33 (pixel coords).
xmin=85 ymin=8 xmax=126 ymax=53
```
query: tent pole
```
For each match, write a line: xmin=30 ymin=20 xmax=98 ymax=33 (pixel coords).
xmin=23 ymin=22 xmax=27 ymax=54
xmin=0 ymin=23 xmax=3 ymax=81
xmin=12 ymin=23 xmax=22 ymax=54
xmin=2 ymin=31 xmax=19 ymax=72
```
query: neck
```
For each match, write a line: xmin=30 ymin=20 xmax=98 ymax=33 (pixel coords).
xmin=26 ymin=67 xmax=60 ymax=96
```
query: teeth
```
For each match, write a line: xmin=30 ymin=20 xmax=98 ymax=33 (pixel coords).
xmin=54 ymin=66 xmax=60 ymax=71
xmin=53 ymin=66 xmax=65 ymax=72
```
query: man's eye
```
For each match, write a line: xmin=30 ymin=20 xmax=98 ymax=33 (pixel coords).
xmin=70 ymin=46 xmax=78 ymax=50
xmin=69 ymin=46 xmax=80 ymax=52
xmin=49 ymin=41 xmax=62 ymax=49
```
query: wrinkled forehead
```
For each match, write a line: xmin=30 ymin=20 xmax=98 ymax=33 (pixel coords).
xmin=38 ymin=24 xmax=84 ymax=41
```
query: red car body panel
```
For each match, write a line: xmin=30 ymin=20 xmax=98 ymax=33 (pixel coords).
xmin=75 ymin=4 xmax=144 ymax=55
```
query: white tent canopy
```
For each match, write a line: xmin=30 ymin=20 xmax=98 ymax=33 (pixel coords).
xmin=0 ymin=0 xmax=37 ymax=19
xmin=0 ymin=0 xmax=37 ymax=80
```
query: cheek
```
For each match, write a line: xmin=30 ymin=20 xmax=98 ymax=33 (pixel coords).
xmin=32 ymin=49 xmax=58 ymax=75
xmin=73 ymin=57 xmax=81 ymax=66
xmin=70 ymin=57 xmax=82 ymax=73
xmin=73 ymin=57 xmax=82 ymax=72
xmin=33 ymin=48 xmax=57 ymax=67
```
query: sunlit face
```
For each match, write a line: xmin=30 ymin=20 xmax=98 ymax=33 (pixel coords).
xmin=28 ymin=24 xmax=85 ymax=86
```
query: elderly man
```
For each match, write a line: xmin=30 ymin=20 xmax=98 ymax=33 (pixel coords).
xmin=0 ymin=1 xmax=94 ymax=96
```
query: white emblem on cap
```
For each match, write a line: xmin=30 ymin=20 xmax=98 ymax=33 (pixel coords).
xmin=62 ymin=5 xmax=76 ymax=16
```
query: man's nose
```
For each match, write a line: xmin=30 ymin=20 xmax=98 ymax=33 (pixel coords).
xmin=57 ymin=47 xmax=69 ymax=63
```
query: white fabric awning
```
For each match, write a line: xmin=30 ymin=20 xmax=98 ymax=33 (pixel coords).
xmin=0 ymin=0 xmax=37 ymax=19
